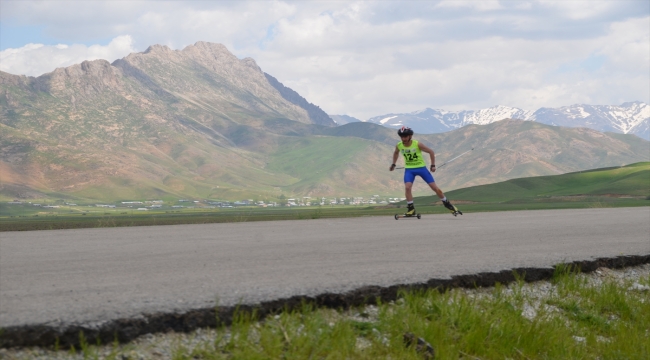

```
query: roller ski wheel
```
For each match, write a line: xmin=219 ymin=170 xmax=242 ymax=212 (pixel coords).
xmin=394 ymin=213 xmax=421 ymax=220
xmin=450 ymin=209 xmax=463 ymax=217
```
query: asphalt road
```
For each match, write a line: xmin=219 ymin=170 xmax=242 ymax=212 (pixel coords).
xmin=1 ymin=207 xmax=649 ymax=328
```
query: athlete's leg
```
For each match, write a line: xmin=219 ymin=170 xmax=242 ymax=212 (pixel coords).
xmin=405 ymin=182 xmax=414 ymax=201
xmin=403 ymin=169 xmax=416 ymax=202
xmin=417 ymin=168 xmax=445 ymax=199
xmin=422 ymin=171 xmax=460 ymax=214
xmin=428 ymin=182 xmax=445 ymax=199
xmin=404 ymin=182 xmax=417 ymax=215
xmin=429 ymin=181 xmax=460 ymax=213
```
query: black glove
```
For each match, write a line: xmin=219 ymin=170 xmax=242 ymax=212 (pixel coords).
xmin=390 ymin=164 xmax=396 ymax=171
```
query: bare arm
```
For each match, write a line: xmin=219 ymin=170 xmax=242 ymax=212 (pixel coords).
xmin=418 ymin=142 xmax=436 ymax=172
xmin=390 ymin=146 xmax=400 ymax=171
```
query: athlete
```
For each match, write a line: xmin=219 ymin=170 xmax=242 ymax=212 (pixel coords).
xmin=389 ymin=126 xmax=461 ymax=216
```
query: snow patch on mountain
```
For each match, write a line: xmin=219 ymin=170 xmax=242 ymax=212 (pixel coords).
xmin=461 ymin=105 xmax=535 ymax=126
xmin=379 ymin=115 xmax=399 ymax=125
xmin=364 ymin=102 xmax=649 ymax=140
xmin=532 ymin=102 xmax=649 ymax=138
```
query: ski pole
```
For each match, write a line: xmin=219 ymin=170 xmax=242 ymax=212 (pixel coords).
xmin=437 ymin=148 xmax=474 ymax=169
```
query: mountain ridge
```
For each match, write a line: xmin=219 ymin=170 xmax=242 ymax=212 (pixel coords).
xmin=264 ymin=73 xmax=335 ymax=127
xmin=361 ymin=102 xmax=650 ymax=140
xmin=1 ymin=42 xmax=648 ymax=201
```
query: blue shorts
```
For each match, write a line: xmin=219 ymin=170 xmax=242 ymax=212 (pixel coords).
xmin=404 ymin=167 xmax=435 ymax=184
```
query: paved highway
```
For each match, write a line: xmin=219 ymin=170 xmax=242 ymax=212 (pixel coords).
xmin=1 ymin=207 xmax=648 ymax=328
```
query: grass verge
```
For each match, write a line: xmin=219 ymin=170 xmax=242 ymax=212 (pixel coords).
xmin=1 ymin=197 xmax=648 ymax=231
xmin=171 ymin=265 xmax=649 ymax=359
xmin=6 ymin=265 xmax=648 ymax=359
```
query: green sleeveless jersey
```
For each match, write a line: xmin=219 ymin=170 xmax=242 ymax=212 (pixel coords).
xmin=397 ymin=140 xmax=426 ymax=168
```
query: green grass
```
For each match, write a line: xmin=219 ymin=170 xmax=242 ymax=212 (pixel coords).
xmin=39 ymin=265 xmax=649 ymax=360
xmin=1 ymin=197 xmax=647 ymax=231
xmin=0 ymin=205 xmax=399 ymax=231
xmin=419 ymin=161 xmax=650 ymax=204
xmin=173 ymin=267 xmax=650 ymax=359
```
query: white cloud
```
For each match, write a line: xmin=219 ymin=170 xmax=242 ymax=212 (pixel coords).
xmin=435 ymin=0 xmax=503 ymax=11
xmin=0 ymin=35 xmax=136 ymax=76
xmin=247 ymin=5 xmax=649 ymax=119
xmin=1 ymin=1 xmax=648 ymax=119
xmin=598 ymin=17 xmax=650 ymax=74
xmin=537 ymin=0 xmax=616 ymax=20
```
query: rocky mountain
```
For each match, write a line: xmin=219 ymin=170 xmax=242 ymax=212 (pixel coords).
xmin=366 ymin=102 xmax=650 ymax=140
xmin=0 ymin=42 xmax=335 ymax=201
xmin=1 ymin=42 xmax=648 ymax=201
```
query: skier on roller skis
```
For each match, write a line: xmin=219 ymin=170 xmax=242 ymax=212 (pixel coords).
xmin=389 ymin=126 xmax=461 ymax=217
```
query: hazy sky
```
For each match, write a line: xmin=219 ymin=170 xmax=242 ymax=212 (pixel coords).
xmin=1 ymin=0 xmax=648 ymax=120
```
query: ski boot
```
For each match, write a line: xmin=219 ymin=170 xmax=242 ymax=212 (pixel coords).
xmin=404 ymin=203 xmax=416 ymax=217
xmin=442 ymin=199 xmax=462 ymax=216
xmin=395 ymin=203 xmax=421 ymax=219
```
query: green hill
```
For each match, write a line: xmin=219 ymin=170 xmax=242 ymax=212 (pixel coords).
xmin=415 ymin=162 xmax=650 ymax=204
xmin=266 ymin=136 xmax=400 ymax=196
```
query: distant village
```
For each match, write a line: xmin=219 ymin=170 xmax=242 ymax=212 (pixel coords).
xmin=6 ymin=195 xmax=407 ymax=211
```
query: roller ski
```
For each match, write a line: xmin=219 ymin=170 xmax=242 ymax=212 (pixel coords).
xmin=443 ymin=199 xmax=462 ymax=216
xmin=395 ymin=203 xmax=421 ymax=220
